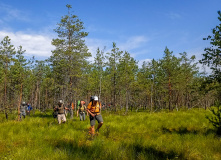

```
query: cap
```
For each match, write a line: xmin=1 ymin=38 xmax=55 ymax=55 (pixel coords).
xmin=94 ymin=96 xmax=98 ymax=101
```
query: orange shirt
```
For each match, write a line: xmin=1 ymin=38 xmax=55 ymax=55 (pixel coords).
xmin=71 ymin=103 xmax=74 ymax=110
xmin=87 ymin=101 xmax=101 ymax=113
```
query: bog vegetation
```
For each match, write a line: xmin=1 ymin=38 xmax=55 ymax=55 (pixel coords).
xmin=0 ymin=4 xmax=221 ymax=159
xmin=0 ymin=109 xmax=221 ymax=160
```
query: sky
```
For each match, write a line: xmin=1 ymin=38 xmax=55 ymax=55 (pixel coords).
xmin=0 ymin=0 xmax=221 ymax=72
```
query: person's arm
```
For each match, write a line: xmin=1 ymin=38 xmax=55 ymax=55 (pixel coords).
xmin=77 ymin=109 xmax=79 ymax=117
xmin=86 ymin=108 xmax=95 ymax=117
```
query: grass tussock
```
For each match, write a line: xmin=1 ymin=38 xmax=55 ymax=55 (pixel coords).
xmin=0 ymin=109 xmax=220 ymax=160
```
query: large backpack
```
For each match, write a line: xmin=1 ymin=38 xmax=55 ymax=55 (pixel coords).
xmin=52 ymin=111 xmax=58 ymax=118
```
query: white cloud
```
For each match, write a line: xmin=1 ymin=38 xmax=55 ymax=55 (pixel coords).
xmin=0 ymin=3 xmax=30 ymax=22
xmin=185 ymin=47 xmax=212 ymax=74
xmin=0 ymin=31 xmax=55 ymax=58
xmin=85 ymin=36 xmax=149 ymax=63
xmin=118 ymin=36 xmax=148 ymax=51
xmin=85 ymin=38 xmax=111 ymax=62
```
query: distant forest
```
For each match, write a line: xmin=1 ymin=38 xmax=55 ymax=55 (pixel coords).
xmin=0 ymin=5 xmax=220 ymax=114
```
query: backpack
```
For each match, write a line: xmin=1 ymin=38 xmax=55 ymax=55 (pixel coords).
xmin=79 ymin=105 xmax=86 ymax=112
xmin=52 ymin=111 xmax=58 ymax=118
xmin=90 ymin=102 xmax=100 ymax=113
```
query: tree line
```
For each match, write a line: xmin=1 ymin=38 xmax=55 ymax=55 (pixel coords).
xmin=0 ymin=5 xmax=220 ymax=116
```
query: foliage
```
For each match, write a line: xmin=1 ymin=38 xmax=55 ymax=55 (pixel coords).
xmin=206 ymin=101 xmax=221 ymax=135
xmin=200 ymin=11 xmax=221 ymax=82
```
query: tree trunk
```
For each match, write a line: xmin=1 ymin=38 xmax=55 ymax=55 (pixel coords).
xmin=18 ymin=83 xmax=22 ymax=121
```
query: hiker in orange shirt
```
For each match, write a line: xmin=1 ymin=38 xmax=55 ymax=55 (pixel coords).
xmin=87 ymin=96 xmax=103 ymax=135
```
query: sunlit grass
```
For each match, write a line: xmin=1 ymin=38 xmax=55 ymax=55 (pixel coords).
xmin=0 ymin=109 xmax=220 ymax=159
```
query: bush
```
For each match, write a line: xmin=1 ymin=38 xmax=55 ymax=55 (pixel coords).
xmin=206 ymin=101 xmax=221 ymax=136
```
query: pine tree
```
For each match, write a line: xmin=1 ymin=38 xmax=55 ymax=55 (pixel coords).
xmin=118 ymin=51 xmax=138 ymax=112
xmin=49 ymin=4 xmax=91 ymax=104
xmin=106 ymin=42 xmax=123 ymax=111
xmin=160 ymin=47 xmax=181 ymax=111
xmin=0 ymin=36 xmax=16 ymax=117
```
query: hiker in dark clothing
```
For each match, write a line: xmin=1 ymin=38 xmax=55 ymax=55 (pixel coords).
xmin=26 ymin=103 xmax=32 ymax=116
xmin=20 ymin=101 xmax=27 ymax=119
xmin=54 ymin=100 xmax=69 ymax=124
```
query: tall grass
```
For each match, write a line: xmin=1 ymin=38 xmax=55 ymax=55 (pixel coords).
xmin=0 ymin=109 xmax=220 ymax=160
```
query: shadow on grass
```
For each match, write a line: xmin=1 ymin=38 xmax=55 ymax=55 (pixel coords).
xmin=162 ymin=127 xmax=218 ymax=136
xmin=48 ymin=138 xmax=185 ymax=160
xmin=132 ymin=144 xmax=184 ymax=160
xmin=162 ymin=127 xmax=198 ymax=135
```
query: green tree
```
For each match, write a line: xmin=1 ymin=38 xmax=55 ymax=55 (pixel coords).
xmin=179 ymin=52 xmax=198 ymax=109
xmin=106 ymin=42 xmax=123 ymax=111
xmin=200 ymin=11 xmax=221 ymax=104
xmin=200 ymin=11 xmax=221 ymax=83
xmin=160 ymin=47 xmax=181 ymax=111
xmin=94 ymin=47 xmax=105 ymax=100
xmin=10 ymin=45 xmax=27 ymax=120
xmin=49 ymin=4 xmax=91 ymax=104
xmin=118 ymin=51 xmax=138 ymax=112
xmin=0 ymin=36 xmax=16 ymax=117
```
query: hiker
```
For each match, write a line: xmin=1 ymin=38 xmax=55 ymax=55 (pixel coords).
xmin=20 ymin=101 xmax=27 ymax=120
xmin=53 ymin=100 xmax=69 ymax=124
xmin=87 ymin=96 xmax=103 ymax=135
xmin=66 ymin=102 xmax=74 ymax=119
xmin=77 ymin=101 xmax=88 ymax=121
xmin=26 ymin=103 xmax=32 ymax=116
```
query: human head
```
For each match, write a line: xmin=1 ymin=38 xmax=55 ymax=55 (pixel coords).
xmin=94 ymin=96 xmax=98 ymax=101
xmin=58 ymin=100 xmax=63 ymax=104
xmin=81 ymin=101 xmax=85 ymax=105
xmin=22 ymin=101 xmax=26 ymax=105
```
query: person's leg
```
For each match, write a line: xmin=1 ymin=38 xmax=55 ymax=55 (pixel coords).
xmin=57 ymin=114 xmax=62 ymax=124
xmin=62 ymin=114 xmax=66 ymax=123
xmin=83 ymin=112 xmax=85 ymax=121
xmin=95 ymin=114 xmax=103 ymax=132
xmin=96 ymin=122 xmax=103 ymax=131
xmin=79 ymin=113 xmax=83 ymax=121
xmin=22 ymin=111 xmax=26 ymax=119
xmin=89 ymin=115 xmax=96 ymax=135
xmin=70 ymin=109 xmax=73 ymax=119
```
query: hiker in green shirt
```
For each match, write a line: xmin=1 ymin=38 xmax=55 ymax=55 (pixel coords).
xmin=77 ymin=101 xmax=88 ymax=121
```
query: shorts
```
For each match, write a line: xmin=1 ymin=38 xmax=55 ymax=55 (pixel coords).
xmin=57 ymin=114 xmax=66 ymax=124
xmin=90 ymin=114 xmax=103 ymax=126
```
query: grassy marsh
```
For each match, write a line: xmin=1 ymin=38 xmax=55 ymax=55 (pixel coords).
xmin=0 ymin=109 xmax=220 ymax=160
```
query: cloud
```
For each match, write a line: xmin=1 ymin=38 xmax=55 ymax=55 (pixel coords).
xmin=0 ymin=31 xmax=55 ymax=58
xmin=118 ymin=36 xmax=148 ymax=51
xmin=0 ymin=3 xmax=30 ymax=22
xmin=184 ymin=47 xmax=212 ymax=74
xmin=85 ymin=37 xmax=112 ymax=62
xmin=85 ymin=36 xmax=149 ymax=63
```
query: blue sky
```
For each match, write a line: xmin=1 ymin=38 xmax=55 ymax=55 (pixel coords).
xmin=0 ymin=0 xmax=220 ymax=71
